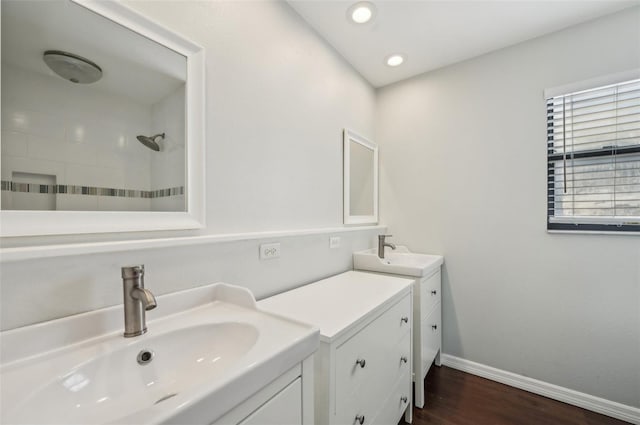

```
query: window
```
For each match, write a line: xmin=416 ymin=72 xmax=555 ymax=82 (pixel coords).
xmin=547 ymin=78 xmax=640 ymax=233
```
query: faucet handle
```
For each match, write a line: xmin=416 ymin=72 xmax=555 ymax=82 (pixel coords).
xmin=122 ymin=265 xmax=144 ymax=279
xmin=378 ymin=234 xmax=393 ymax=239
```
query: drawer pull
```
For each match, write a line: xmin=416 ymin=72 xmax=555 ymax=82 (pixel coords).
xmin=431 ymin=290 xmax=437 ymax=295
xmin=355 ymin=414 xmax=365 ymax=424
xmin=400 ymin=356 xmax=408 ymax=364
xmin=432 ymin=324 xmax=438 ymax=330
xmin=401 ymin=396 xmax=408 ymax=404
xmin=356 ymin=359 xmax=366 ymax=368
xmin=401 ymin=316 xmax=409 ymax=323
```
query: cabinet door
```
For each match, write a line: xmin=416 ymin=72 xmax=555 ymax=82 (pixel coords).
xmin=420 ymin=270 xmax=441 ymax=315
xmin=421 ymin=303 xmax=441 ymax=375
xmin=238 ymin=378 xmax=302 ymax=425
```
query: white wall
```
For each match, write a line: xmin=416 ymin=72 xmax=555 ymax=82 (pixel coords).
xmin=126 ymin=0 xmax=375 ymax=234
xmin=0 ymin=1 xmax=377 ymax=329
xmin=0 ymin=229 xmax=382 ymax=330
xmin=376 ymin=7 xmax=640 ymax=408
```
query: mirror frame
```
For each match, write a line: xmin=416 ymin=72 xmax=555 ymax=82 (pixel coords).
xmin=343 ymin=129 xmax=378 ymax=225
xmin=0 ymin=0 xmax=205 ymax=237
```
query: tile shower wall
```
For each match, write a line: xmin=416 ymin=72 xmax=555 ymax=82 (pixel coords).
xmin=1 ymin=63 xmax=153 ymax=211
xmin=150 ymin=85 xmax=185 ymax=211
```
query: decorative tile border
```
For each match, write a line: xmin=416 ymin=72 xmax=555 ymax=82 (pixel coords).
xmin=1 ymin=180 xmax=183 ymax=199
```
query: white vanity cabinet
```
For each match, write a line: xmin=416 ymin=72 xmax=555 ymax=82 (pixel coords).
xmin=364 ymin=268 xmax=441 ymax=409
xmin=353 ymin=248 xmax=443 ymax=409
xmin=413 ymin=268 xmax=442 ymax=408
xmin=258 ymin=271 xmax=414 ymax=425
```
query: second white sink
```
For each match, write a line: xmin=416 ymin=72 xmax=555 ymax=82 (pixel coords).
xmin=354 ymin=246 xmax=443 ymax=277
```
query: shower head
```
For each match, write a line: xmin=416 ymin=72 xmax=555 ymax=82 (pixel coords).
xmin=136 ymin=133 xmax=165 ymax=152
xmin=43 ymin=50 xmax=102 ymax=84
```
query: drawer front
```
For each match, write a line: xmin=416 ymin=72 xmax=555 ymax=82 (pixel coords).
xmin=336 ymin=331 xmax=411 ymax=418
xmin=419 ymin=269 xmax=441 ymax=316
xmin=335 ymin=369 xmax=411 ymax=425
xmin=237 ymin=378 xmax=302 ymax=425
xmin=371 ymin=370 xmax=412 ymax=425
xmin=334 ymin=393 xmax=375 ymax=425
xmin=335 ymin=294 xmax=411 ymax=413
xmin=421 ymin=302 xmax=441 ymax=375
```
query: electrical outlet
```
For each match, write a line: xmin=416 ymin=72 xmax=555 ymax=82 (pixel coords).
xmin=329 ymin=236 xmax=341 ymax=249
xmin=260 ymin=243 xmax=281 ymax=260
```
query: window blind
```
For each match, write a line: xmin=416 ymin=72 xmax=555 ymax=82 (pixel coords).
xmin=547 ymin=78 xmax=640 ymax=232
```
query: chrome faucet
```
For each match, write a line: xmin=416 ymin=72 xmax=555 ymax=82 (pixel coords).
xmin=378 ymin=234 xmax=396 ymax=259
xmin=122 ymin=265 xmax=157 ymax=337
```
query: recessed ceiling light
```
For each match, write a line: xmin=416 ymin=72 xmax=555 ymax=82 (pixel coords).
xmin=386 ymin=54 xmax=405 ymax=67
xmin=348 ymin=2 xmax=376 ymax=24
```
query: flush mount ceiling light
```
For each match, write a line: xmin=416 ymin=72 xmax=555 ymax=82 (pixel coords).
xmin=385 ymin=54 xmax=405 ymax=67
xmin=348 ymin=2 xmax=376 ymax=24
xmin=43 ymin=50 xmax=102 ymax=84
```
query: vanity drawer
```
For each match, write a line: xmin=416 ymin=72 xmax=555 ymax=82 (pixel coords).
xmin=419 ymin=270 xmax=441 ymax=316
xmin=237 ymin=378 xmax=302 ymax=425
xmin=334 ymin=392 xmax=376 ymax=425
xmin=421 ymin=302 xmax=441 ymax=374
xmin=334 ymin=295 xmax=411 ymax=408
xmin=371 ymin=370 xmax=411 ymax=425
xmin=336 ymin=331 xmax=411 ymax=415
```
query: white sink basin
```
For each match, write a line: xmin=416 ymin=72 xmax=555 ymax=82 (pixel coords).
xmin=354 ymin=246 xmax=443 ymax=277
xmin=1 ymin=284 xmax=319 ymax=425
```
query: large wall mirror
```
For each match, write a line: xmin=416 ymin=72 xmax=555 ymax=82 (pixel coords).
xmin=343 ymin=129 xmax=378 ymax=225
xmin=0 ymin=0 xmax=204 ymax=236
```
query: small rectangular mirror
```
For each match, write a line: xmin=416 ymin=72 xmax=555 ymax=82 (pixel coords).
xmin=343 ymin=129 xmax=378 ymax=225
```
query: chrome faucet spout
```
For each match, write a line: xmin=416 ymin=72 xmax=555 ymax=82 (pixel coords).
xmin=132 ymin=287 xmax=157 ymax=311
xmin=378 ymin=234 xmax=396 ymax=259
xmin=122 ymin=265 xmax=156 ymax=337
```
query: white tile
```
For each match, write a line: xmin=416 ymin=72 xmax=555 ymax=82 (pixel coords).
xmin=150 ymin=148 xmax=184 ymax=190
xmin=1 ymin=108 xmax=66 ymax=140
xmin=151 ymin=195 xmax=184 ymax=212
xmin=123 ymin=158 xmax=151 ymax=189
xmin=11 ymin=192 xmax=56 ymax=211
xmin=57 ymin=194 xmax=98 ymax=211
xmin=1 ymin=109 xmax=30 ymax=133
xmin=65 ymin=164 xmax=124 ymax=188
xmin=27 ymin=136 xmax=68 ymax=163
xmin=1 ymin=156 xmax=65 ymax=182
xmin=1 ymin=131 xmax=28 ymax=157
xmin=66 ymin=118 xmax=126 ymax=149
xmin=97 ymin=195 xmax=150 ymax=211
xmin=64 ymin=142 xmax=97 ymax=166
xmin=1 ymin=191 xmax=13 ymax=209
xmin=129 ymin=197 xmax=152 ymax=211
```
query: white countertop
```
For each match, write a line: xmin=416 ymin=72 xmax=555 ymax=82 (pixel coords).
xmin=1 ymin=283 xmax=319 ymax=425
xmin=258 ymin=270 xmax=413 ymax=343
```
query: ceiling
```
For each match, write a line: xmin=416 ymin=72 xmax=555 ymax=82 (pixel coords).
xmin=1 ymin=0 xmax=186 ymax=106
xmin=287 ymin=0 xmax=640 ymax=88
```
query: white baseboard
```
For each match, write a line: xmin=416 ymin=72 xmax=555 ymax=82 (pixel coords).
xmin=441 ymin=354 xmax=640 ymax=425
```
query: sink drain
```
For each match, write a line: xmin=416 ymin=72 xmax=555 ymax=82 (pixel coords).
xmin=137 ymin=349 xmax=154 ymax=365
xmin=155 ymin=393 xmax=178 ymax=405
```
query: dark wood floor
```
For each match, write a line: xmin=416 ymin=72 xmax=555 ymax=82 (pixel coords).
xmin=400 ymin=366 xmax=630 ymax=425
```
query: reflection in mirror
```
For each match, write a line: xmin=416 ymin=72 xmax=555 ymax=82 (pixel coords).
xmin=350 ymin=141 xmax=374 ymax=216
xmin=1 ymin=0 xmax=187 ymax=213
xmin=343 ymin=129 xmax=378 ymax=225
